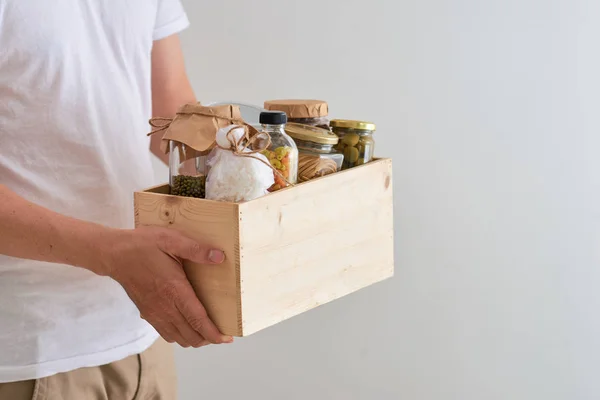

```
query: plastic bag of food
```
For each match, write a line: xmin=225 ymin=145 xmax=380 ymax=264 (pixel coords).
xmin=205 ymin=125 xmax=274 ymax=202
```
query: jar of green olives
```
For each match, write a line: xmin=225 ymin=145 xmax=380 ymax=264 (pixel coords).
xmin=330 ymin=120 xmax=376 ymax=169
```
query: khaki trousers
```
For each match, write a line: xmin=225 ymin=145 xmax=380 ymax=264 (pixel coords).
xmin=0 ymin=338 xmax=176 ymax=400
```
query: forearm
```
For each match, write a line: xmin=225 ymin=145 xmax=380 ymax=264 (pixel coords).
xmin=150 ymin=34 xmax=197 ymax=165
xmin=0 ymin=185 xmax=116 ymax=275
xmin=150 ymin=89 xmax=196 ymax=165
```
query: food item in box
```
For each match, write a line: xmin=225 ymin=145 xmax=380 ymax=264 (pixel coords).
xmin=330 ymin=119 xmax=376 ymax=169
xmin=260 ymin=146 xmax=296 ymax=190
xmin=263 ymin=99 xmax=330 ymax=130
xmin=171 ymin=175 xmax=206 ymax=198
xmin=284 ymin=123 xmax=343 ymax=182
xmin=205 ymin=126 xmax=275 ymax=202
xmin=256 ymin=111 xmax=299 ymax=191
xmin=168 ymin=140 xmax=208 ymax=194
xmin=298 ymin=154 xmax=338 ymax=182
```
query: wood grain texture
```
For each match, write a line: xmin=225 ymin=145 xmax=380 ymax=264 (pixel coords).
xmin=238 ymin=159 xmax=394 ymax=336
xmin=134 ymin=189 xmax=243 ymax=336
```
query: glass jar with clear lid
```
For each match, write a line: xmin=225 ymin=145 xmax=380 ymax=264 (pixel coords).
xmin=284 ymin=123 xmax=343 ymax=182
xmin=330 ymin=119 xmax=376 ymax=169
xmin=256 ymin=111 xmax=299 ymax=191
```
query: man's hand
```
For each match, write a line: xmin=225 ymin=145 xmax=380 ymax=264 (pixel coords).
xmin=0 ymin=185 xmax=232 ymax=348
xmin=105 ymin=226 xmax=233 ymax=348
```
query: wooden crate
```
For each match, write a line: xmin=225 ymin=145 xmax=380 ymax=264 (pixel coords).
xmin=134 ymin=158 xmax=394 ymax=337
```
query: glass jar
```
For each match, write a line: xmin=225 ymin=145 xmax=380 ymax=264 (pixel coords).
xmin=286 ymin=116 xmax=330 ymax=130
xmin=169 ymin=142 xmax=208 ymax=198
xmin=330 ymin=120 xmax=376 ymax=169
xmin=257 ymin=111 xmax=299 ymax=191
xmin=264 ymin=100 xmax=330 ymax=130
xmin=284 ymin=123 xmax=343 ymax=182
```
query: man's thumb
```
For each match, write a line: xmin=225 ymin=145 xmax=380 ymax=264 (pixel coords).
xmin=162 ymin=233 xmax=225 ymax=264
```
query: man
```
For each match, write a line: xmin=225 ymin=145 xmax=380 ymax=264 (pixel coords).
xmin=0 ymin=1 xmax=231 ymax=399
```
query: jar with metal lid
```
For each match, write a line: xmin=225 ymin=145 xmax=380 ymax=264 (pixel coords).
xmin=330 ymin=119 xmax=376 ymax=169
xmin=284 ymin=123 xmax=344 ymax=182
xmin=257 ymin=111 xmax=299 ymax=191
xmin=264 ymin=99 xmax=330 ymax=130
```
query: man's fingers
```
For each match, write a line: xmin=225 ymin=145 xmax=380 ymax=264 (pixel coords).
xmin=154 ymin=323 xmax=178 ymax=345
xmin=159 ymin=232 xmax=225 ymax=265
xmin=148 ymin=228 xmax=232 ymax=345
xmin=172 ymin=312 xmax=209 ymax=348
xmin=176 ymin=285 xmax=233 ymax=344
xmin=166 ymin=323 xmax=193 ymax=348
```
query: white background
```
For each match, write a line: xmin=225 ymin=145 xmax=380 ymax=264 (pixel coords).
xmin=151 ymin=0 xmax=600 ymax=399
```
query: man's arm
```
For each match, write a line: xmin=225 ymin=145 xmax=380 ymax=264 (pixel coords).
xmin=150 ymin=34 xmax=196 ymax=165
xmin=0 ymin=185 xmax=116 ymax=272
xmin=0 ymin=185 xmax=233 ymax=347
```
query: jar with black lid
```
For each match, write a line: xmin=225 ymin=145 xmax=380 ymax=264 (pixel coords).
xmin=256 ymin=111 xmax=299 ymax=191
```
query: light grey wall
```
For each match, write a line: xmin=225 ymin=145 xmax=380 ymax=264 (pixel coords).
xmin=151 ymin=0 xmax=600 ymax=399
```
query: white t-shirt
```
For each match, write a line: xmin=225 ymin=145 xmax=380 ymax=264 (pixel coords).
xmin=0 ymin=0 xmax=189 ymax=383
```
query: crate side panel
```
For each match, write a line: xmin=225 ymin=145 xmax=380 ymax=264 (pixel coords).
xmin=134 ymin=191 xmax=243 ymax=336
xmin=145 ymin=184 xmax=171 ymax=194
xmin=238 ymin=159 xmax=394 ymax=336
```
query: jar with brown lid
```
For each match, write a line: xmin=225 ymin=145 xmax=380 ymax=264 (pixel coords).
xmin=330 ymin=119 xmax=376 ymax=170
xmin=284 ymin=123 xmax=344 ymax=182
xmin=264 ymin=99 xmax=330 ymax=130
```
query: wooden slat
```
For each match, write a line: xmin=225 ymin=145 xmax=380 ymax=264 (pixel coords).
xmin=238 ymin=159 xmax=394 ymax=336
xmin=144 ymin=183 xmax=171 ymax=194
xmin=134 ymin=190 xmax=242 ymax=336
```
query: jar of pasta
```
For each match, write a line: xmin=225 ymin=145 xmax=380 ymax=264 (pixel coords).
xmin=284 ymin=123 xmax=343 ymax=182
xmin=258 ymin=111 xmax=299 ymax=191
xmin=330 ymin=119 xmax=376 ymax=169
xmin=264 ymin=99 xmax=330 ymax=130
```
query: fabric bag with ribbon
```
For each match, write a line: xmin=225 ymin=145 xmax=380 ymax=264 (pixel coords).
xmin=205 ymin=125 xmax=274 ymax=202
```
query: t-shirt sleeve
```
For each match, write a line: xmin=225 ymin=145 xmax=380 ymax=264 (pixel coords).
xmin=153 ymin=0 xmax=190 ymax=41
